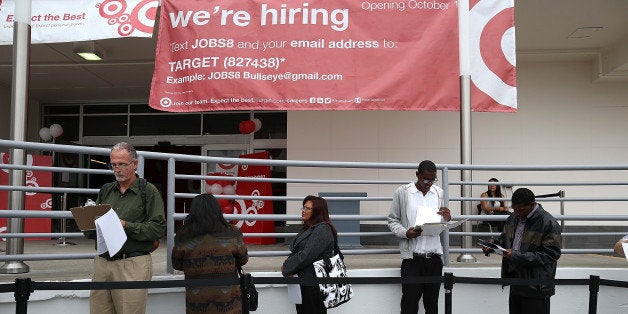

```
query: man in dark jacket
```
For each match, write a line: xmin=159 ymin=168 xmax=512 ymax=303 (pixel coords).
xmin=483 ymin=188 xmax=562 ymax=314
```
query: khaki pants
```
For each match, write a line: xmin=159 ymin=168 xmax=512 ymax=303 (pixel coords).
xmin=90 ymin=254 xmax=152 ymax=314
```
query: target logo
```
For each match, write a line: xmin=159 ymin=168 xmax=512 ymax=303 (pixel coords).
xmin=98 ymin=0 xmax=158 ymax=37
xmin=160 ymin=97 xmax=172 ymax=108
xmin=470 ymin=0 xmax=517 ymax=110
xmin=1 ymin=153 xmax=33 ymax=174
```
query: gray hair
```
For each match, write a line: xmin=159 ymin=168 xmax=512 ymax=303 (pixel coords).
xmin=112 ymin=142 xmax=138 ymax=160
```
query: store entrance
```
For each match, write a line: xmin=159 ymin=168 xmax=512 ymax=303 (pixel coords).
xmin=136 ymin=145 xmax=202 ymax=229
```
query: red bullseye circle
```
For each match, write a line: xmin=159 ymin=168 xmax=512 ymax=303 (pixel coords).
xmin=479 ymin=7 xmax=516 ymax=87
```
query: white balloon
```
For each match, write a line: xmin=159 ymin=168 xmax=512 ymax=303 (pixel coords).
xmin=210 ymin=183 xmax=223 ymax=195
xmin=222 ymin=185 xmax=236 ymax=195
xmin=39 ymin=127 xmax=52 ymax=141
xmin=204 ymin=184 xmax=213 ymax=194
xmin=49 ymin=124 xmax=64 ymax=138
xmin=252 ymin=118 xmax=262 ymax=132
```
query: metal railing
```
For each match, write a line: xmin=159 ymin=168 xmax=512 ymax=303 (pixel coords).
xmin=2 ymin=273 xmax=627 ymax=314
xmin=0 ymin=139 xmax=627 ymax=273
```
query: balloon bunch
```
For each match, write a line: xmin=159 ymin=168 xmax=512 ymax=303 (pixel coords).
xmin=205 ymin=172 xmax=236 ymax=212
xmin=238 ymin=118 xmax=262 ymax=134
xmin=39 ymin=124 xmax=64 ymax=142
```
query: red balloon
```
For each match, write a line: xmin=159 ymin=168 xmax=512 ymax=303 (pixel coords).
xmin=239 ymin=120 xmax=255 ymax=134
xmin=218 ymin=198 xmax=231 ymax=207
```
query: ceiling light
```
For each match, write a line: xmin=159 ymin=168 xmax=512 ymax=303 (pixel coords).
xmin=73 ymin=41 xmax=105 ymax=61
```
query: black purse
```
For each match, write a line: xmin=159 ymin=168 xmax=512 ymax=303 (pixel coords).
xmin=238 ymin=266 xmax=258 ymax=312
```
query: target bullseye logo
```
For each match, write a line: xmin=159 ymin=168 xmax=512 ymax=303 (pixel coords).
xmin=470 ymin=0 xmax=517 ymax=109
xmin=98 ymin=0 xmax=157 ymax=37
xmin=160 ymin=97 xmax=172 ymax=108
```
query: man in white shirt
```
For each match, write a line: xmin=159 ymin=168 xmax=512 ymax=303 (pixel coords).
xmin=388 ymin=160 xmax=451 ymax=314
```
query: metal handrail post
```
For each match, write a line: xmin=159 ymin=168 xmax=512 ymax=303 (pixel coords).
xmin=1 ymin=1 xmax=32 ymax=274
xmin=56 ymin=193 xmax=68 ymax=245
xmin=137 ymin=154 xmax=145 ymax=178
xmin=456 ymin=46 xmax=476 ymax=263
xmin=166 ymin=158 xmax=176 ymax=274
xmin=560 ymin=190 xmax=566 ymax=249
xmin=442 ymin=168 xmax=450 ymax=266
xmin=55 ymin=193 xmax=75 ymax=246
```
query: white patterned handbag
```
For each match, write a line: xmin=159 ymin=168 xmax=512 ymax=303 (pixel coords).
xmin=312 ymin=244 xmax=353 ymax=309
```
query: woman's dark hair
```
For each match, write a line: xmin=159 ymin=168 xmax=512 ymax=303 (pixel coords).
xmin=485 ymin=178 xmax=503 ymax=197
xmin=302 ymin=195 xmax=338 ymax=241
xmin=175 ymin=193 xmax=235 ymax=241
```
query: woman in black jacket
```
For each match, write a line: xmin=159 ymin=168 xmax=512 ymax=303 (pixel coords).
xmin=282 ymin=195 xmax=337 ymax=314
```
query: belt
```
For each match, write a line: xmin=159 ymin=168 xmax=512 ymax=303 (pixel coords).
xmin=412 ymin=252 xmax=441 ymax=259
xmin=100 ymin=251 xmax=149 ymax=261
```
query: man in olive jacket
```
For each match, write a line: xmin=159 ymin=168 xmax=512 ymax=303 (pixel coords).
xmin=484 ymin=188 xmax=562 ymax=314
xmin=89 ymin=142 xmax=166 ymax=314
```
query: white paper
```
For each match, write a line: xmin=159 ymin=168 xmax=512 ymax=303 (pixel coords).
xmin=622 ymin=243 xmax=628 ymax=262
xmin=287 ymin=278 xmax=302 ymax=304
xmin=414 ymin=219 xmax=469 ymax=236
xmin=414 ymin=205 xmax=442 ymax=227
xmin=95 ymin=209 xmax=127 ymax=256
xmin=478 ymin=239 xmax=507 ymax=256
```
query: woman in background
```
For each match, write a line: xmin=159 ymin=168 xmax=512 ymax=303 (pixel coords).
xmin=172 ymin=193 xmax=249 ymax=314
xmin=282 ymin=195 xmax=337 ymax=314
xmin=479 ymin=178 xmax=509 ymax=232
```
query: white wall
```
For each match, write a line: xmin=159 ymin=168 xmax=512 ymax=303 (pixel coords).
xmin=286 ymin=61 xmax=628 ymax=224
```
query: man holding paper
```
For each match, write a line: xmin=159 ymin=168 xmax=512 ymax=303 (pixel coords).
xmin=387 ymin=160 xmax=451 ymax=314
xmin=87 ymin=142 xmax=166 ymax=314
xmin=481 ymin=188 xmax=562 ymax=314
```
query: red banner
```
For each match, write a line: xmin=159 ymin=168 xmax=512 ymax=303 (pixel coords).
xmin=0 ymin=0 xmax=158 ymax=44
xmin=150 ymin=0 xmax=460 ymax=111
xmin=0 ymin=154 xmax=53 ymax=241
xmin=232 ymin=152 xmax=275 ymax=244
xmin=150 ymin=0 xmax=516 ymax=112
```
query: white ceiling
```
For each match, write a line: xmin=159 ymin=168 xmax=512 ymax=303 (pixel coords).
xmin=0 ymin=0 xmax=627 ymax=103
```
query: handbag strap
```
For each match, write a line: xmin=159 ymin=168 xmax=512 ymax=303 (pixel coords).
xmin=330 ymin=226 xmax=343 ymax=260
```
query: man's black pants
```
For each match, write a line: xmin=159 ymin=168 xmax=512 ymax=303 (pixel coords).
xmin=509 ymin=293 xmax=551 ymax=314
xmin=400 ymin=254 xmax=443 ymax=314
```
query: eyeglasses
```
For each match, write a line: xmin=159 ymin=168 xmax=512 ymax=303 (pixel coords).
xmin=108 ymin=162 xmax=131 ymax=170
xmin=301 ymin=206 xmax=314 ymax=211
xmin=420 ymin=178 xmax=438 ymax=184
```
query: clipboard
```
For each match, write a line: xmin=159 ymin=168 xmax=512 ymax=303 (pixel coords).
xmin=70 ymin=204 xmax=111 ymax=231
xmin=413 ymin=219 xmax=468 ymax=235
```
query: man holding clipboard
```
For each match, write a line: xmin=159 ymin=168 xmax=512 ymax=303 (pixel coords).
xmin=387 ymin=160 xmax=451 ymax=314
xmin=82 ymin=142 xmax=166 ymax=314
